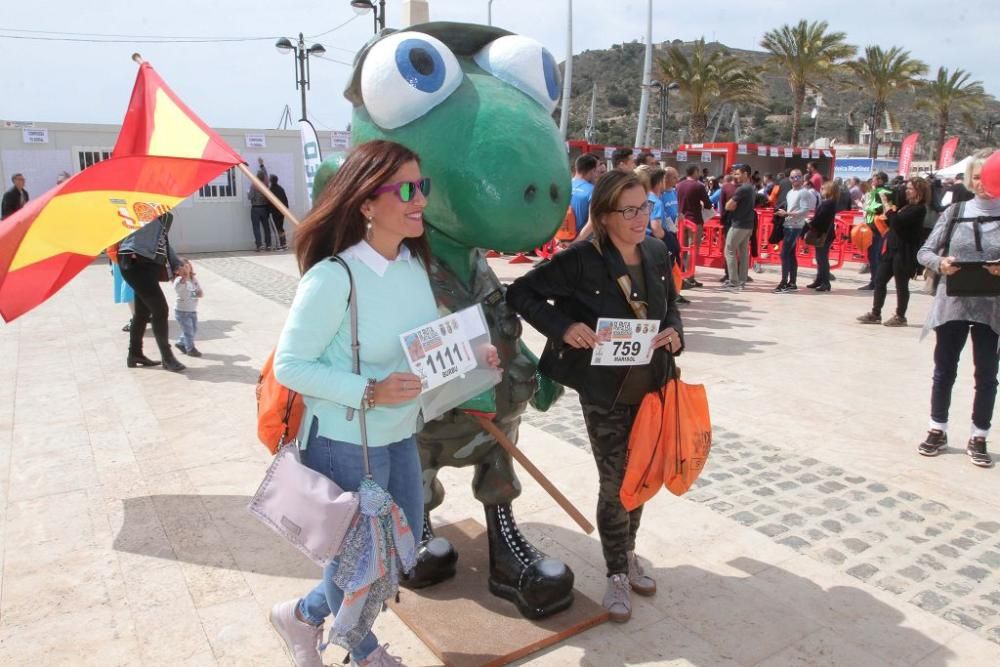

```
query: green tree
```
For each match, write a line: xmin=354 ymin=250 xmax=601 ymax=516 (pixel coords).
xmin=760 ymin=20 xmax=856 ymax=146
xmin=657 ymin=39 xmax=763 ymax=142
xmin=849 ymin=46 xmax=927 ymax=158
xmin=915 ymin=67 xmax=987 ymax=161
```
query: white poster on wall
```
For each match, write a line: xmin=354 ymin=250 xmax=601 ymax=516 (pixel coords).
xmin=22 ymin=129 xmax=48 ymax=144
xmin=604 ymin=146 xmax=615 ymax=160
xmin=245 ymin=133 xmax=267 ymax=148
xmin=770 ymin=147 xmax=780 ymax=157
xmin=737 ymin=144 xmax=748 ymax=155
xmin=758 ymin=146 xmax=768 ymax=156
xmin=331 ymin=131 xmax=351 ymax=150
xmin=676 ymin=151 xmax=688 ymax=162
xmin=783 ymin=148 xmax=794 ymax=158
xmin=701 ymin=152 xmax=713 ymax=163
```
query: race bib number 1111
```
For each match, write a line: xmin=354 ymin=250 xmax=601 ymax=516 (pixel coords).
xmin=400 ymin=312 xmax=479 ymax=392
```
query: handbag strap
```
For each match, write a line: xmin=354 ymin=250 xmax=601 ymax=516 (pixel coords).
xmin=330 ymin=256 xmax=372 ymax=479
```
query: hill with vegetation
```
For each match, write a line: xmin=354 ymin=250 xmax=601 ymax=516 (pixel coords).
xmin=557 ymin=39 xmax=1000 ymax=160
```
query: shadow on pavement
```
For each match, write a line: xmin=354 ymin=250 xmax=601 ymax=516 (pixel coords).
xmin=517 ymin=522 xmax=955 ymax=667
xmin=181 ymin=352 xmax=258 ymax=385
xmin=679 ymin=296 xmax=776 ymax=357
xmin=113 ymin=494 xmax=321 ymax=579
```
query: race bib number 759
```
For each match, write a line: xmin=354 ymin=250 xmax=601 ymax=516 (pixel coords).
xmin=590 ymin=318 xmax=660 ymax=366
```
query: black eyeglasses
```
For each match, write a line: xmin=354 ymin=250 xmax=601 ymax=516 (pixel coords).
xmin=612 ymin=201 xmax=653 ymax=219
xmin=372 ymin=177 xmax=432 ymax=202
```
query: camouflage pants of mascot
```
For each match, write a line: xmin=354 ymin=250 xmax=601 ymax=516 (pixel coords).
xmin=401 ymin=256 xmax=575 ymax=619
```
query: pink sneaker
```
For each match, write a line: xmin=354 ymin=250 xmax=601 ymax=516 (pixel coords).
xmin=269 ymin=599 xmax=324 ymax=667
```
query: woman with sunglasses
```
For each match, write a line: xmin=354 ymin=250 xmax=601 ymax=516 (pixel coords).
xmin=507 ymin=170 xmax=684 ymax=624
xmin=269 ymin=140 xmax=498 ymax=667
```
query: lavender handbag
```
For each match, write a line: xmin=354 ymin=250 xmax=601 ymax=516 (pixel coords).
xmin=248 ymin=257 xmax=364 ymax=566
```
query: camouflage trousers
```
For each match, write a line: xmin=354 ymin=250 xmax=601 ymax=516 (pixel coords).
xmin=580 ymin=400 xmax=642 ymax=576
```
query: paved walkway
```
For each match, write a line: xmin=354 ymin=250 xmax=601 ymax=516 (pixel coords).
xmin=1 ymin=251 xmax=998 ymax=666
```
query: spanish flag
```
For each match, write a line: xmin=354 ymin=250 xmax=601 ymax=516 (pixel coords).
xmin=0 ymin=61 xmax=244 ymax=322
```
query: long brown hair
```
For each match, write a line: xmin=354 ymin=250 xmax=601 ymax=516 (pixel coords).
xmin=294 ymin=140 xmax=432 ymax=274
xmin=589 ymin=170 xmax=643 ymax=241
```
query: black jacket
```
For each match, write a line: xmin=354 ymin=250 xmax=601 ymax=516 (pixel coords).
xmin=1 ymin=186 xmax=29 ymax=219
xmin=506 ymin=237 xmax=684 ymax=409
xmin=269 ymin=183 xmax=288 ymax=213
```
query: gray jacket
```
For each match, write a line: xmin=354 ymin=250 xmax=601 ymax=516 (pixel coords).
xmin=118 ymin=213 xmax=181 ymax=271
xmin=917 ymin=198 xmax=1000 ymax=339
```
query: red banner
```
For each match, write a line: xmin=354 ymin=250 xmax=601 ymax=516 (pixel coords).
xmin=898 ymin=133 xmax=919 ymax=177
xmin=938 ymin=136 xmax=960 ymax=169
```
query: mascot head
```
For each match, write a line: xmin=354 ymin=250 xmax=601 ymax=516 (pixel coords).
xmin=318 ymin=22 xmax=570 ymax=253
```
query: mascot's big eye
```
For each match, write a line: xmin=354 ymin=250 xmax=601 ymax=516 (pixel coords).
xmin=474 ymin=35 xmax=560 ymax=113
xmin=360 ymin=32 xmax=463 ymax=129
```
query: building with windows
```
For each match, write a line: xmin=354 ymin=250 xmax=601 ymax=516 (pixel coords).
xmin=0 ymin=120 xmax=348 ymax=253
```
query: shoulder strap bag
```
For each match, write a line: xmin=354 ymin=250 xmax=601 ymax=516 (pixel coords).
xmin=247 ymin=256 xmax=365 ymax=566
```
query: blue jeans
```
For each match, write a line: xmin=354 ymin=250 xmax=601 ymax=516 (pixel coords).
xmin=297 ymin=424 xmax=424 ymax=661
xmin=780 ymin=227 xmax=802 ymax=285
xmin=175 ymin=310 xmax=197 ymax=350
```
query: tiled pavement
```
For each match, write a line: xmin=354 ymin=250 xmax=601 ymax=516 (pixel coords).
xmin=199 ymin=253 xmax=1000 ymax=650
xmin=2 ymin=251 xmax=1000 ymax=666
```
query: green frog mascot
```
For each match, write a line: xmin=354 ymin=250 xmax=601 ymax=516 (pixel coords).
xmin=314 ymin=22 xmax=574 ymax=619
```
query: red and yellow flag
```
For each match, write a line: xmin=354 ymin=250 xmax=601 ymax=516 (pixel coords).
xmin=0 ymin=62 xmax=244 ymax=322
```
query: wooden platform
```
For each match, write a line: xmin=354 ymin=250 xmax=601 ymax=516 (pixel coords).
xmin=389 ymin=519 xmax=608 ymax=667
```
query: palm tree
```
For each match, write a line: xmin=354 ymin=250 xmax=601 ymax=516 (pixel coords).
xmin=657 ymin=39 xmax=763 ymax=142
xmin=760 ymin=20 xmax=856 ymax=147
xmin=849 ymin=46 xmax=927 ymax=158
xmin=915 ymin=67 xmax=987 ymax=162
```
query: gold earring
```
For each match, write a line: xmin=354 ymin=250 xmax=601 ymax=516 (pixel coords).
xmin=365 ymin=216 xmax=374 ymax=241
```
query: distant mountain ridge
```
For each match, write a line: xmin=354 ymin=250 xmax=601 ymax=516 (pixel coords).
xmin=557 ymin=39 xmax=1000 ymax=158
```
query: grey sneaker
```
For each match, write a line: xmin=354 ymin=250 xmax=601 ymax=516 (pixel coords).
xmin=967 ymin=437 xmax=994 ymax=468
xmin=356 ymin=643 xmax=406 ymax=666
xmin=603 ymin=573 xmax=632 ymax=622
xmin=269 ymin=599 xmax=324 ymax=667
xmin=626 ymin=552 xmax=656 ymax=596
xmin=918 ymin=430 xmax=948 ymax=457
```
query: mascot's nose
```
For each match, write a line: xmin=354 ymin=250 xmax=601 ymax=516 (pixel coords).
xmin=523 ymin=184 xmax=561 ymax=203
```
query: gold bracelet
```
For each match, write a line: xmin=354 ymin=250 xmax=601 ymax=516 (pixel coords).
xmin=364 ymin=378 xmax=377 ymax=409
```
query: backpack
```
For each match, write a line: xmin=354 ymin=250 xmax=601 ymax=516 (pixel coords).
xmin=256 ymin=350 xmax=304 ymax=454
xmin=256 ymin=256 xmax=353 ymax=453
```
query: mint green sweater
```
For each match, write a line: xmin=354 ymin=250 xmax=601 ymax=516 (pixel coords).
xmin=273 ymin=246 xmax=439 ymax=447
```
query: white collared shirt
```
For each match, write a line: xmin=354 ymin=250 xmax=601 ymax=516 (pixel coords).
xmin=340 ymin=240 xmax=413 ymax=278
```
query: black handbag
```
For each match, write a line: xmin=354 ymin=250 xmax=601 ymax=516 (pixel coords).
xmin=767 ymin=213 xmax=785 ymax=244
xmin=803 ymin=227 xmax=828 ymax=247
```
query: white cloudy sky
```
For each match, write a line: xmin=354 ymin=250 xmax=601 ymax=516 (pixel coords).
xmin=2 ymin=0 xmax=996 ymax=132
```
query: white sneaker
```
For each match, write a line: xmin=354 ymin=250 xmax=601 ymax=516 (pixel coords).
xmin=356 ymin=643 xmax=406 ymax=666
xmin=626 ymin=551 xmax=656 ymax=596
xmin=603 ymin=573 xmax=632 ymax=622
xmin=269 ymin=599 xmax=324 ymax=667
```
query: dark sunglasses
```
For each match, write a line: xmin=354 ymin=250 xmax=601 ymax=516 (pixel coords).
xmin=372 ymin=177 xmax=431 ymax=202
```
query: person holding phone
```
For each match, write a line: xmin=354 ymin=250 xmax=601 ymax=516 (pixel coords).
xmin=506 ymin=170 xmax=683 ymax=624
xmin=916 ymin=149 xmax=1000 ymax=469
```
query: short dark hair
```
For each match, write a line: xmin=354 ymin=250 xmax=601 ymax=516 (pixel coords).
xmin=575 ymin=153 xmax=599 ymax=174
xmin=875 ymin=171 xmax=889 ymax=183
xmin=686 ymin=164 xmax=701 ymax=177
xmin=649 ymin=167 xmax=666 ymax=189
xmin=732 ymin=163 xmax=751 ymax=175
xmin=11 ymin=173 xmax=23 ymax=183
xmin=611 ymin=148 xmax=634 ymax=167
xmin=269 ymin=174 xmax=279 ymax=184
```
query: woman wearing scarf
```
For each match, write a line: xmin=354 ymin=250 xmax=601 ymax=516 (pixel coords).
xmin=916 ymin=149 xmax=1000 ymax=468
xmin=269 ymin=140 xmax=499 ymax=667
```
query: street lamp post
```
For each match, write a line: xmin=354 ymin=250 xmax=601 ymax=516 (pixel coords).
xmin=275 ymin=33 xmax=326 ymax=121
xmin=488 ymin=0 xmax=495 ymax=25
xmin=645 ymin=80 xmax=678 ymax=148
xmin=351 ymin=0 xmax=387 ymax=34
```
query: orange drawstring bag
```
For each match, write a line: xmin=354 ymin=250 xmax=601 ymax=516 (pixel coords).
xmin=620 ymin=375 xmax=712 ymax=511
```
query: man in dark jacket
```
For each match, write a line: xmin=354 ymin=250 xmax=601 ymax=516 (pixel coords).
xmin=675 ymin=164 xmax=713 ymax=287
xmin=1 ymin=173 xmax=29 ymax=219
xmin=268 ymin=174 xmax=289 ymax=251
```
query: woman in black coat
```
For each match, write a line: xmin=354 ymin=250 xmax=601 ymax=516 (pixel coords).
xmin=857 ymin=178 xmax=930 ymax=327
xmin=805 ymin=181 xmax=839 ymax=291
xmin=506 ymin=170 xmax=683 ymax=624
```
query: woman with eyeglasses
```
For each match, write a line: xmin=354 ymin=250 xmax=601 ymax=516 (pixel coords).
xmin=507 ymin=170 xmax=684 ymax=624
xmin=269 ymin=140 xmax=499 ymax=667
